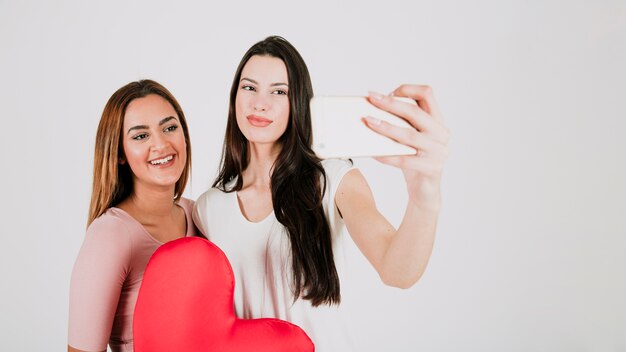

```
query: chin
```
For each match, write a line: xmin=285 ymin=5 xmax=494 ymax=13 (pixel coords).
xmin=247 ymin=134 xmax=281 ymax=145
xmin=154 ymin=174 xmax=183 ymax=187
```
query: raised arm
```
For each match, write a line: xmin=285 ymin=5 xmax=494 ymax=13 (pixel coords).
xmin=336 ymin=84 xmax=449 ymax=288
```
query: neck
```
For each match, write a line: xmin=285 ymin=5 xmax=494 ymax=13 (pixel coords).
xmin=243 ymin=141 xmax=282 ymax=188
xmin=125 ymin=183 xmax=177 ymax=217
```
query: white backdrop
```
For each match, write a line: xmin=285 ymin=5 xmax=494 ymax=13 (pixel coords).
xmin=1 ymin=0 xmax=625 ymax=351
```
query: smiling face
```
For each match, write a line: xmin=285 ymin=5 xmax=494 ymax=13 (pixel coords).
xmin=235 ymin=55 xmax=291 ymax=147
xmin=121 ymin=94 xmax=187 ymax=193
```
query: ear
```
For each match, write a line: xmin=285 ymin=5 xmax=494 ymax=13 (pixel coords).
xmin=119 ymin=157 xmax=126 ymax=165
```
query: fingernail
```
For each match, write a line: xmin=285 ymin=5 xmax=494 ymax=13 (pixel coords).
xmin=364 ymin=116 xmax=381 ymax=126
xmin=368 ymin=91 xmax=384 ymax=101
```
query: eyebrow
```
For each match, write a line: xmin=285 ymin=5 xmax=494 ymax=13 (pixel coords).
xmin=126 ymin=116 xmax=178 ymax=135
xmin=240 ymin=77 xmax=288 ymax=87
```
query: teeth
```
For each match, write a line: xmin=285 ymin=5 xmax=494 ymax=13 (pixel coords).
xmin=150 ymin=155 xmax=173 ymax=165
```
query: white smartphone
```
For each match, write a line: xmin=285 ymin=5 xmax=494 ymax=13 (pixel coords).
xmin=310 ymin=96 xmax=417 ymax=159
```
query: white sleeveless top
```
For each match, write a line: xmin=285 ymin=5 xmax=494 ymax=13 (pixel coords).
xmin=193 ymin=159 xmax=357 ymax=352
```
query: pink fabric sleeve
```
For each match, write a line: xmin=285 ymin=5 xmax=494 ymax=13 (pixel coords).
xmin=68 ymin=215 xmax=132 ymax=351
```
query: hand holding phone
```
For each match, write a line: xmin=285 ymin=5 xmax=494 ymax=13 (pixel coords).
xmin=310 ymin=96 xmax=418 ymax=159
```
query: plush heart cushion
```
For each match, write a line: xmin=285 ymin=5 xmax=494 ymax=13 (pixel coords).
xmin=133 ymin=236 xmax=314 ymax=352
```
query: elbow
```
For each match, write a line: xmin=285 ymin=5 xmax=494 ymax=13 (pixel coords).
xmin=379 ymin=270 xmax=424 ymax=289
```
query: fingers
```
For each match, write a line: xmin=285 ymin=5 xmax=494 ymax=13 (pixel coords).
xmin=362 ymin=84 xmax=449 ymax=200
xmin=363 ymin=115 xmax=449 ymax=171
xmin=364 ymin=84 xmax=449 ymax=181
xmin=367 ymin=92 xmax=436 ymax=133
xmin=391 ymin=84 xmax=443 ymax=122
xmin=367 ymin=90 xmax=449 ymax=144
xmin=363 ymin=116 xmax=437 ymax=152
xmin=363 ymin=100 xmax=449 ymax=147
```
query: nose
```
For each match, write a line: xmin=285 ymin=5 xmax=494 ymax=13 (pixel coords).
xmin=253 ymin=94 xmax=269 ymax=112
xmin=150 ymin=131 xmax=169 ymax=152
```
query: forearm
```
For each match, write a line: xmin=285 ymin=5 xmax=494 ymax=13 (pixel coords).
xmin=378 ymin=200 xmax=441 ymax=288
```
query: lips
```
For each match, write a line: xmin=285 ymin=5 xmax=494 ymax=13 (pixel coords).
xmin=247 ymin=115 xmax=273 ymax=127
xmin=149 ymin=154 xmax=174 ymax=166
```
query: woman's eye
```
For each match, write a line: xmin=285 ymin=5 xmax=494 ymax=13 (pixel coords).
xmin=132 ymin=133 xmax=148 ymax=141
xmin=273 ymin=89 xmax=288 ymax=95
xmin=164 ymin=125 xmax=179 ymax=133
xmin=241 ymin=85 xmax=255 ymax=91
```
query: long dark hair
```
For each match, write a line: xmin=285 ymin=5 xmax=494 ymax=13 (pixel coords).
xmin=213 ymin=36 xmax=340 ymax=306
xmin=89 ymin=79 xmax=192 ymax=225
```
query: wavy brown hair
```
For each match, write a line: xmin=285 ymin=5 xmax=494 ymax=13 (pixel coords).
xmin=213 ymin=36 xmax=340 ymax=306
xmin=88 ymin=79 xmax=191 ymax=225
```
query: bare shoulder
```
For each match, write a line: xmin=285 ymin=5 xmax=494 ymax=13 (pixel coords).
xmin=335 ymin=168 xmax=375 ymax=212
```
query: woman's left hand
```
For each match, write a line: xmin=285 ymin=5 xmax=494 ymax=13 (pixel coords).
xmin=364 ymin=84 xmax=450 ymax=209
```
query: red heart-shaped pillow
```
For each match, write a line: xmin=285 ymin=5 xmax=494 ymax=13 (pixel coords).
xmin=134 ymin=236 xmax=314 ymax=352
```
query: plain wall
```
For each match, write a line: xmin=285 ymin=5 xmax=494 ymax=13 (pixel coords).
xmin=1 ymin=0 xmax=625 ymax=351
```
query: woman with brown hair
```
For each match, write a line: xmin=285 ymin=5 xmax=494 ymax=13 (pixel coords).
xmin=68 ymin=79 xmax=198 ymax=352
xmin=194 ymin=36 xmax=449 ymax=351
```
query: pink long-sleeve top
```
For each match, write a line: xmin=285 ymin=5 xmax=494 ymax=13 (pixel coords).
xmin=68 ymin=198 xmax=197 ymax=352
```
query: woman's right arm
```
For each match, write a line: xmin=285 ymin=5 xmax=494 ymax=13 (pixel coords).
xmin=335 ymin=85 xmax=448 ymax=289
xmin=68 ymin=218 xmax=130 ymax=352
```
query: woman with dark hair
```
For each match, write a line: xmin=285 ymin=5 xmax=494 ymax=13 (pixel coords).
xmin=68 ymin=80 xmax=198 ymax=352
xmin=194 ymin=36 xmax=449 ymax=351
